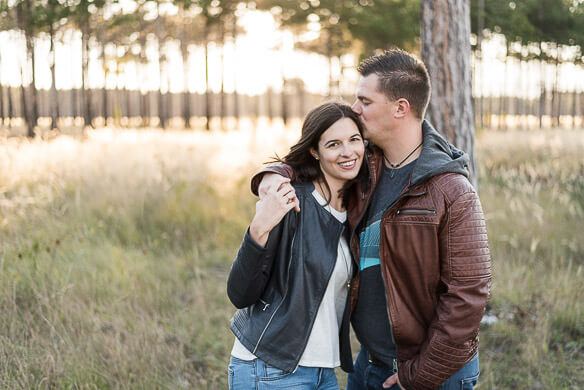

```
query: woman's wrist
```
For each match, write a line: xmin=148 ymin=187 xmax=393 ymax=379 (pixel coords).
xmin=249 ymin=219 xmax=269 ymax=247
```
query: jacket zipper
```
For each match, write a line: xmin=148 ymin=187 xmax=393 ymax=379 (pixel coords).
xmin=291 ymin=225 xmax=345 ymax=373
xmin=395 ymin=209 xmax=436 ymax=215
xmin=258 ymin=299 xmax=270 ymax=311
xmin=252 ymin=230 xmax=297 ymax=355
xmin=377 ymin=181 xmax=423 ymax=359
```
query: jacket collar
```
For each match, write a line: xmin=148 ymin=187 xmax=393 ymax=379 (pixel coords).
xmin=367 ymin=120 xmax=470 ymax=188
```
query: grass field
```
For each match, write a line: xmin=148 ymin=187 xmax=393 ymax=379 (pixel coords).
xmin=0 ymin=125 xmax=582 ymax=389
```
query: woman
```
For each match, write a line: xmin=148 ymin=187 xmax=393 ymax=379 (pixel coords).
xmin=226 ymin=102 xmax=366 ymax=389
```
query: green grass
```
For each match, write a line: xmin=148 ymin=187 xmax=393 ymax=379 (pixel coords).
xmin=0 ymin=127 xmax=582 ymax=388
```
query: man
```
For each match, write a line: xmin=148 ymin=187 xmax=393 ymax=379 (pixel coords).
xmin=252 ymin=49 xmax=491 ymax=390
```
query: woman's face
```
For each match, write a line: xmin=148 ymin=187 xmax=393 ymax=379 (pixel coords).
xmin=312 ymin=117 xmax=365 ymax=188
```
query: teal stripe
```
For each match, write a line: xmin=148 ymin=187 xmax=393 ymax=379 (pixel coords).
xmin=360 ymin=257 xmax=380 ymax=271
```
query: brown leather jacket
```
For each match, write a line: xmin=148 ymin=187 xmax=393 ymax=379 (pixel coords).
xmin=251 ymin=121 xmax=492 ymax=390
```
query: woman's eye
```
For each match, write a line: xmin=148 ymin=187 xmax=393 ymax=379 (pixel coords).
xmin=327 ymin=142 xmax=338 ymax=148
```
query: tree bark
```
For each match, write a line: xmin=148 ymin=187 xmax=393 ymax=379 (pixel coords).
xmin=81 ymin=23 xmax=92 ymax=129
xmin=421 ymin=0 xmax=477 ymax=188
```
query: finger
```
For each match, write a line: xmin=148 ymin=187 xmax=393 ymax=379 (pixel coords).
xmin=382 ymin=375 xmax=397 ymax=389
xmin=275 ymin=178 xmax=291 ymax=191
xmin=292 ymin=197 xmax=300 ymax=212
xmin=276 ymin=182 xmax=294 ymax=195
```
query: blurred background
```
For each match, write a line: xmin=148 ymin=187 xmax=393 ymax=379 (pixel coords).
xmin=0 ymin=0 xmax=582 ymax=389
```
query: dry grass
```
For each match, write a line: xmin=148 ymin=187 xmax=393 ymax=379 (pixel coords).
xmin=0 ymin=125 xmax=582 ymax=389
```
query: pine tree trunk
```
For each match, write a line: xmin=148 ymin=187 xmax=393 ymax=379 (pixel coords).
xmin=232 ymin=15 xmax=239 ymax=127
xmin=49 ymin=23 xmax=59 ymax=130
xmin=204 ymin=20 xmax=211 ymax=131
xmin=156 ymin=2 xmax=166 ymax=128
xmin=572 ymin=91 xmax=577 ymax=128
xmin=81 ymin=24 xmax=92 ymax=129
xmin=100 ymin=34 xmax=108 ymax=126
xmin=281 ymin=78 xmax=288 ymax=126
xmin=8 ymin=87 xmax=13 ymax=128
xmin=179 ymin=4 xmax=191 ymax=129
xmin=0 ymin=63 xmax=4 ymax=126
xmin=421 ymin=0 xmax=477 ymax=188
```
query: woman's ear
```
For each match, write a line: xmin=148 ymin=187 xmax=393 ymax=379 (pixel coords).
xmin=310 ymin=148 xmax=320 ymax=160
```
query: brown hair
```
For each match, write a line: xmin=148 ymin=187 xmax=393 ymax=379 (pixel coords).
xmin=358 ymin=49 xmax=431 ymax=119
xmin=273 ymin=102 xmax=365 ymax=206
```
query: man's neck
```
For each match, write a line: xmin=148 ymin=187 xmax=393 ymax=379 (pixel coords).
xmin=378 ymin=120 xmax=423 ymax=166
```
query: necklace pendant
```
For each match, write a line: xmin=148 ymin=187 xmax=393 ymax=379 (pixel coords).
xmin=347 ymin=280 xmax=351 ymax=290
xmin=390 ymin=169 xmax=395 ymax=178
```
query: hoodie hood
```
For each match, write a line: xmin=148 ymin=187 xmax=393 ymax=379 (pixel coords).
xmin=410 ymin=120 xmax=470 ymax=186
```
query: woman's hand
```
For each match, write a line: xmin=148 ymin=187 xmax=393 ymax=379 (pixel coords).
xmin=249 ymin=184 xmax=298 ymax=247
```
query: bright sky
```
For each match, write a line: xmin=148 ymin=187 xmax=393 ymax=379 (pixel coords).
xmin=1 ymin=9 xmax=583 ymax=98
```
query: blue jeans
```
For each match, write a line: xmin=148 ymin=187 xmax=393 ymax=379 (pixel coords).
xmin=347 ymin=346 xmax=479 ymax=390
xmin=228 ymin=355 xmax=339 ymax=389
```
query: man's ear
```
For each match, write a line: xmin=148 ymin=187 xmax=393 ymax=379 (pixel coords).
xmin=394 ymin=98 xmax=410 ymax=118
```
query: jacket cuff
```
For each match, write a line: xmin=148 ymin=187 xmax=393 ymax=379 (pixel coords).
xmin=242 ymin=227 xmax=268 ymax=253
xmin=250 ymin=163 xmax=295 ymax=196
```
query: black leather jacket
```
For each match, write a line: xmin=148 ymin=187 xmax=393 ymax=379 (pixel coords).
xmin=227 ymin=182 xmax=353 ymax=373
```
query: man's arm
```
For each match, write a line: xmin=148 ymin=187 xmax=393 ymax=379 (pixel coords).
xmin=398 ymin=185 xmax=491 ymax=390
xmin=250 ymin=163 xmax=295 ymax=197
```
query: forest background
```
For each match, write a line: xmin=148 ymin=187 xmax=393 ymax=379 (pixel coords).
xmin=0 ymin=0 xmax=583 ymax=388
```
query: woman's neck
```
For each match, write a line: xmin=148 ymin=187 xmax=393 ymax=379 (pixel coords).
xmin=313 ymin=179 xmax=345 ymax=212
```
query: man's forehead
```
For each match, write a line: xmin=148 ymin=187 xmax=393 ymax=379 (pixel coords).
xmin=356 ymin=74 xmax=383 ymax=97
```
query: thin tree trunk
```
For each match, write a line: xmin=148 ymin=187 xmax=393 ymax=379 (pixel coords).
xmin=421 ymin=0 xmax=477 ymax=188
xmin=232 ymin=14 xmax=239 ymax=127
xmin=538 ymin=43 xmax=545 ymax=129
xmin=572 ymin=91 xmax=577 ymax=128
xmin=100 ymin=33 xmax=108 ymax=126
xmin=220 ymin=24 xmax=226 ymax=130
xmin=0 ymin=56 xmax=4 ymax=126
xmin=281 ymin=78 xmax=288 ymax=126
xmin=49 ymin=23 xmax=59 ymax=130
xmin=498 ymin=52 xmax=508 ymax=130
xmin=552 ymin=55 xmax=560 ymax=127
xmin=156 ymin=2 xmax=166 ymax=128
xmin=267 ymin=87 xmax=274 ymax=125
xmin=81 ymin=23 xmax=92 ymax=129
xmin=20 ymin=71 xmax=32 ymax=137
xmin=179 ymin=4 xmax=191 ymax=129
xmin=204 ymin=20 xmax=211 ymax=131
xmin=8 ymin=87 xmax=13 ymax=128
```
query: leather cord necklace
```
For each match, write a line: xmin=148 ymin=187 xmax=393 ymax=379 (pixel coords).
xmin=383 ymin=142 xmax=423 ymax=169
xmin=384 ymin=142 xmax=422 ymax=178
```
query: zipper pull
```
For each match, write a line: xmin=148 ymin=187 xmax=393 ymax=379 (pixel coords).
xmin=259 ymin=299 xmax=270 ymax=311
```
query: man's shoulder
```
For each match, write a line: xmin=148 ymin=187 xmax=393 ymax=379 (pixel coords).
xmin=427 ymin=172 xmax=476 ymax=202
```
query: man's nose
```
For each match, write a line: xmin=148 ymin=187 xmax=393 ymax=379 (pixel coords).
xmin=351 ymin=100 xmax=361 ymax=114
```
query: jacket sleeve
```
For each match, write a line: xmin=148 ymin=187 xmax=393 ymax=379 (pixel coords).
xmin=398 ymin=185 xmax=492 ymax=390
xmin=226 ymin=217 xmax=287 ymax=309
xmin=250 ymin=163 xmax=295 ymax=196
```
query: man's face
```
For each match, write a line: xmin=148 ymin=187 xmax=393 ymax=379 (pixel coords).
xmin=351 ymin=74 xmax=396 ymax=145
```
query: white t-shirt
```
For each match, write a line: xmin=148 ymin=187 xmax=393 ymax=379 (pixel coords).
xmin=231 ymin=189 xmax=352 ymax=368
